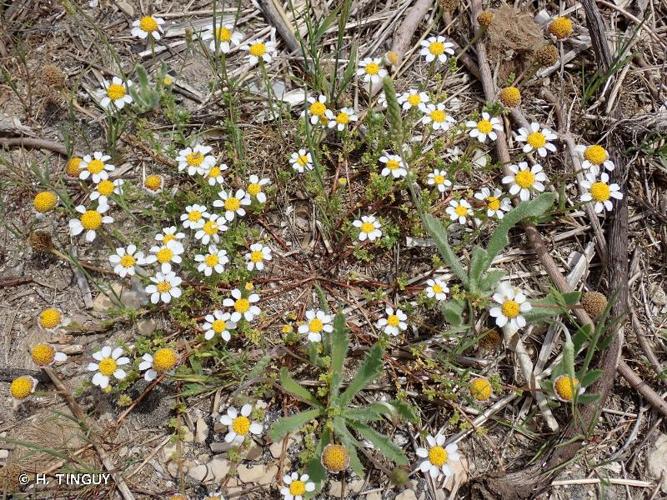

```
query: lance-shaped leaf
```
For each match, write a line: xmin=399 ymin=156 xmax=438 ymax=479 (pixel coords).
xmin=329 ymin=311 xmax=349 ymax=400
xmin=421 ymin=214 xmax=468 ymax=286
xmin=337 ymin=344 xmax=384 ymax=408
xmin=307 ymin=426 xmax=331 ymax=486
xmin=348 ymin=421 xmax=408 ymax=465
xmin=269 ymin=408 xmax=322 ymax=441
xmin=333 ymin=417 xmax=364 ymax=476
xmin=468 ymin=246 xmax=489 ymax=291
xmin=441 ymin=298 xmax=465 ymax=326
xmin=279 ymin=367 xmax=323 ymax=408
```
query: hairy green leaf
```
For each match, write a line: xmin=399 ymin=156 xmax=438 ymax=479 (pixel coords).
xmin=579 ymin=369 xmax=603 ymax=388
xmin=269 ymin=408 xmax=322 ymax=441
xmin=441 ymin=298 xmax=465 ymax=326
xmin=337 ymin=344 xmax=384 ymax=408
xmin=348 ymin=421 xmax=408 ymax=465
xmin=333 ymin=417 xmax=364 ymax=476
xmin=279 ymin=367 xmax=323 ymax=408
xmin=422 ymin=214 xmax=468 ymax=286
xmin=382 ymin=77 xmax=403 ymax=149
xmin=307 ymin=426 xmax=331 ymax=486
xmin=330 ymin=311 xmax=349 ymax=400
xmin=469 ymin=247 xmax=489 ymax=291
xmin=478 ymin=269 xmax=505 ymax=293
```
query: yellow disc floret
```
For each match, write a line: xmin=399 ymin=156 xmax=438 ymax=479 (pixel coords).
xmin=477 ymin=120 xmax=493 ymax=134
xmin=321 ymin=444 xmax=349 ymax=472
xmin=144 ymin=175 xmax=162 ymax=191
xmin=515 ymin=170 xmax=535 ymax=189
xmin=80 ymin=210 xmax=103 ymax=230
xmin=231 ymin=415 xmax=251 ymax=435
xmin=235 ymin=298 xmax=250 ymax=313
xmin=31 ymin=343 xmax=56 ymax=366
xmin=428 ymin=446 xmax=448 ymax=467
xmin=153 ymin=348 xmax=178 ymax=372
xmin=469 ymin=377 xmax=493 ymax=401
xmin=430 ymin=109 xmax=446 ymax=122
xmin=501 ymin=300 xmax=520 ymax=318
xmin=364 ymin=62 xmax=380 ymax=75
xmin=215 ymin=26 xmax=232 ymax=42
xmin=247 ymin=183 xmax=261 ymax=196
xmin=548 ymin=16 xmax=574 ymax=40
xmin=10 ymin=376 xmax=34 ymax=399
xmin=590 ymin=181 xmax=611 ymax=202
xmin=428 ymin=41 xmax=445 ymax=56
xmin=224 ymin=197 xmax=241 ymax=212
xmin=186 ymin=152 xmax=204 ymax=166
xmin=107 ymin=83 xmax=126 ymax=100
xmin=499 ymin=86 xmax=521 ymax=107
xmin=527 ymin=131 xmax=546 ymax=149
xmin=584 ymin=145 xmax=607 ymax=165
xmin=289 ymin=480 xmax=306 ymax=496
xmin=554 ymin=374 xmax=579 ymax=401
xmin=454 ymin=205 xmax=468 ymax=217
xmin=66 ymin=157 xmax=82 ymax=177
xmin=96 ymin=179 xmax=115 ymax=196
xmin=249 ymin=42 xmax=266 ymax=58
xmin=486 ymin=196 xmax=501 ymax=211
xmin=33 ymin=191 xmax=58 ymax=213
xmin=39 ymin=308 xmax=62 ymax=329
xmin=98 ymin=357 xmax=117 ymax=376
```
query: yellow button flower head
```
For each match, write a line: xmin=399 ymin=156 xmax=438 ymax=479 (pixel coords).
xmin=469 ymin=377 xmax=493 ymax=401
xmin=143 ymin=174 xmax=164 ymax=194
xmin=554 ymin=374 xmax=584 ymax=402
xmin=499 ymin=86 xmax=521 ymax=108
xmin=65 ymin=156 xmax=82 ymax=177
xmin=321 ymin=444 xmax=349 ymax=473
xmin=39 ymin=308 xmax=62 ymax=330
xmin=31 ymin=343 xmax=67 ymax=366
xmin=139 ymin=348 xmax=178 ymax=381
xmin=10 ymin=376 xmax=37 ymax=400
xmin=33 ymin=191 xmax=58 ymax=213
xmin=548 ymin=16 xmax=574 ymax=40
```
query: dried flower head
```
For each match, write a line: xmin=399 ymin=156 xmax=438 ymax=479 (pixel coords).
xmin=41 ymin=64 xmax=65 ymax=88
xmin=321 ymin=444 xmax=349 ymax=473
xmin=29 ymin=230 xmax=54 ymax=252
xmin=438 ymin=0 xmax=459 ymax=12
xmin=548 ymin=16 xmax=574 ymax=40
xmin=499 ymin=86 xmax=521 ymax=108
xmin=581 ymin=291 xmax=607 ymax=319
xmin=535 ymin=44 xmax=559 ymax=66
xmin=478 ymin=329 xmax=502 ymax=350
xmin=477 ymin=10 xmax=494 ymax=28
xmin=31 ymin=342 xmax=67 ymax=366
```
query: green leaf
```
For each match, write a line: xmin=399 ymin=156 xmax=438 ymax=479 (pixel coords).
xmin=576 ymin=393 xmax=601 ymax=404
xmin=469 ymin=247 xmax=489 ymax=290
xmin=441 ymin=298 xmax=465 ymax=326
xmin=279 ymin=368 xmax=323 ymax=408
xmin=382 ymin=77 xmax=403 ymax=149
xmin=330 ymin=311 xmax=348 ymax=400
xmin=337 ymin=344 xmax=384 ymax=408
xmin=269 ymin=408 xmax=322 ymax=441
xmin=521 ymin=297 xmax=561 ymax=323
xmin=422 ymin=214 xmax=468 ymax=286
xmin=344 ymin=402 xmax=398 ymax=422
xmin=333 ymin=417 xmax=364 ymax=476
xmin=561 ymin=291 xmax=582 ymax=306
xmin=390 ymin=399 xmax=419 ymax=423
xmin=348 ymin=421 xmax=408 ymax=465
xmin=572 ymin=324 xmax=593 ymax=353
xmin=478 ymin=269 xmax=505 ymax=293
xmin=307 ymin=427 xmax=331 ymax=486
xmin=579 ymin=369 xmax=603 ymax=388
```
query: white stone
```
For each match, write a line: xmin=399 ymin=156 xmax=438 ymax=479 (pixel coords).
xmin=396 ymin=490 xmax=418 ymax=500
xmin=209 ymin=458 xmax=231 ymax=481
xmin=237 ymin=464 xmax=277 ymax=485
xmin=187 ymin=463 xmax=210 ymax=482
xmin=647 ymin=434 xmax=667 ymax=493
xmin=195 ymin=418 xmax=209 ymax=443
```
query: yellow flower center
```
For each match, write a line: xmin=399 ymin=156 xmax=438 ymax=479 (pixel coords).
xmin=590 ymin=181 xmax=611 ymax=202
xmin=387 ymin=314 xmax=400 ymax=327
xmin=365 ymin=62 xmax=380 ymax=75
xmin=186 ymin=152 xmax=204 ymax=166
xmin=97 ymin=179 xmax=115 ymax=196
xmin=501 ymin=300 xmax=520 ymax=318
xmin=250 ymin=250 xmax=264 ymax=263
xmin=433 ymin=174 xmax=446 ymax=185
xmin=549 ymin=17 xmax=573 ymax=39
xmin=477 ymin=119 xmax=494 ymax=134
xmin=297 ymin=155 xmax=309 ymax=166
xmin=527 ymin=131 xmax=546 ymax=149
xmin=235 ymin=298 xmax=250 ymax=313
xmin=39 ymin=308 xmax=61 ymax=329
xmin=120 ymin=255 xmax=135 ymax=268
xmin=204 ymin=254 xmax=219 ymax=267
xmin=360 ymin=222 xmax=375 ymax=234
xmin=153 ymin=348 xmax=177 ymax=372
xmin=429 ymin=41 xmax=445 ymax=56
xmin=139 ymin=16 xmax=158 ymax=33
xmin=247 ymin=183 xmax=261 ymax=196
xmin=163 ymin=234 xmax=175 ymax=243
xmin=31 ymin=343 xmax=55 ymax=366
xmin=554 ymin=375 xmax=579 ymax=401
xmin=224 ymin=197 xmax=241 ymax=211
xmin=188 ymin=210 xmax=202 ymax=222
xmin=144 ymin=175 xmax=162 ymax=191
xmin=430 ymin=109 xmax=446 ymax=122
xmin=584 ymin=145 xmax=607 ymax=165
xmin=428 ymin=446 xmax=448 ymax=467
xmin=309 ymin=318 xmax=324 ymax=333
xmin=208 ymin=166 xmax=221 ymax=178
xmin=155 ymin=247 xmax=174 ymax=263
xmin=515 ymin=170 xmax=535 ymax=189
xmin=98 ymin=357 xmax=117 ymax=376
xmin=215 ymin=26 xmax=232 ymax=42
xmin=203 ymin=220 xmax=218 ymax=235
xmin=81 ymin=210 xmax=103 ymax=230
xmin=487 ymin=196 xmax=501 ymax=211
xmin=470 ymin=377 xmax=492 ymax=401
xmin=87 ymin=159 xmax=105 ymax=174
xmin=249 ymin=42 xmax=266 ymax=57
xmin=322 ymin=444 xmax=348 ymax=472
xmin=309 ymin=101 xmax=326 ymax=116
xmin=156 ymin=281 xmax=172 ymax=293
xmin=34 ymin=191 xmax=58 ymax=212
xmin=289 ymin=481 xmax=306 ymax=496
xmin=212 ymin=319 xmax=227 ymax=333
xmin=454 ymin=205 xmax=468 ymax=217
xmin=10 ymin=376 xmax=33 ymax=399
xmin=66 ymin=157 xmax=82 ymax=177
xmin=407 ymin=94 xmax=421 ymax=106
xmin=386 ymin=159 xmax=400 ymax=170
xmin=432 ymin=284 xmax=443 ymax=293
xmin=336 ymin=112 xmax=350 ymax=125
xmin=107 ymin=83 xmax=126 ymax=100
xmin=231 ymin=415 xmax=251 ymax=435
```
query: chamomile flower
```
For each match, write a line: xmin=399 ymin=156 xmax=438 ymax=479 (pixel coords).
xmin=420 ymin=35 xmax=455 ymax=65
xmin=202 ymin=23 xmax=243 ymax=53
xmin=379 ymin=153 xmax=408 ymax=178
xmin=427 ymin=169 xmax=452 ymax=193
xmin=466 ymin=112 xmax=503 ymax=143
xmin=181 ymin=204 xmax=210 ymax=230
xmin=109 ymin=244 xmax=147 ymax=278
xmin=177 ymin=144 xmax=216 ymax=175
xmin=195 ymin=213 xmax=228 ymax=245
xmin=33 ymin=191 xmax=58 ymax=214
xmin=290 ymin=149 xmax=314 ymax=173
xmin=575 ymin=144 xmax=615 ymax=174
xmin=87 ymin=346 xmax=130 ymax=390
xmin=98 ymin=77 xmax=133 ymax=110
xmin=69 ymin=204 xmax=113 ymax=242
xmin=303 ymin=95 xmax=329 ymax=126
xmin=580 ymin=172 xmax=623 ymax=213
xmin=10 ymin=376 xmax=37 ymax=401
xmin=155 ymin=226 xmax=185 ymax=245
xmin=138 ymin=348 xmax=179 ymax=382
xmin=489 ymin=282 xmax=532 ymax=332
xmin=416 ymin=434 xmax=460 ymax=479
xmin=143 ymin=174 xmax=164 ymax=195
xmin=90 ymin=178 xmax=124 ymax=205
xmin=446 ymin=199 xmax=472 ymax=225
xmin=553 ymin=374 xmax=585 ymax=402
xmin=246 ymin=175 xmax=271 ymax=203
xmin=245 ymin=243 xmax=272 ymax=271
xmin=220 ymin=403 xmax=263 ymax=444
xmin=195 ymin=245 xmax=229 ymax=276
xmin=38 ymin=308 xmax=62 ymax=330
xmin=281 ymin=472 xmax=315 ymax=500
xmin=325 ymin=107 xmax=358 ymax=131
xmin=145 ymin=270 xmax=182 ymax=304
xmin=146 ymin=239 xmax=185 ymax=272
xmin=131 ymin=15 xmax=165 ymax=40
xmin=224 ymin=288 xmax=261 ymax=322
xmin=357 ymin=57 xmax=387 ymax=84
xmin=31 ymin=343 xmax=67 ymax=366
xmin=421 ymin=103 xmax=455 ymax=131
xmin=202 ymin=310 xmax=237 ymax=341
xmin=242 ymin=38 xmax=276 ymax=65
xmin=516 ymin=123 xmax=558 ymax=157
xmin=213 ymin=189 xmax=251 ymax=221
xmin=352 ymin=215 xmax=382 ymax=242
xmin=203 ymin=163 xmax=228 ymax=186
xmin=297 ymin=309 xmax=333 ymax=342
xmin=425 ymin=278 xmax=449 ymax=301
xmin=474 ymin=187 xmax=512 ymax=219
xmin=79 ymin=152 xmax=115 ymax=183
xmin=376 ymin=307 xmax=407 ymax=336
xmin=502 ymin=162 xmax=548 ymax=201
xmin=398 ymin=89 xmax=429 ymax=111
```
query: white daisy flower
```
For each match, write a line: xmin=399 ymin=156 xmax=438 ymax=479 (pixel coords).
xmin=98 ymin=77 xmax=133 ymax=111
xmin=90 ymin=178 xmax=123 ymax=205
xmin=398 ymin=89 xmax=429 ymax=111
xmin=223 ymin=288 xmax=261 ymax=322
xmin=290 ymin=149 xmax=314 ymax=173
xmin=181 ymin=204 xmax=210 ymax=230
xmin=131 ymin=15 xmax=165 ymax=40
xmin=352 ymin=215 xmax=382 ymax=242
xmin=246 ymin=175 xmax=271 ymax=204
xmin=87 ymin=346 xmax=130 ymax=390
xmin=242 ymin=39 xmax=276 ymax=65
xmin=202 ymin=23 xmax=243 ymax=53
xmin=474 ymin=187 xmax=512 ymax=219
xmin=421 ymin=103 xmax=455 ymax=131
xmin=376 ymin=307 xmax=407 ymax=336
xmin=489 ymin=282 xmax=532 ymax=332
xmin=79 ymin=152 xmax=115 ymax=183
xmin=219 ymin=403 xmax=263 ymax=444
xmin=419 ymin=35 xmax=455 ymax=64
xmin=202 ymin=163 xmax=228 ymax=186
xmin=138 ymin=348 xmax=179 ymax=382
xmin=446 ymin=199 xmax=472 ymax=225
xmin=297 ymin=309 xmax=333 ymax=342
xmin=155 ymin=226 xmax=185 ymax=245
xmin=69 ymin=203 xmax=113 ymax=242
xmin=515 ymin=123 xmax=558 ymax=157
xmin=379 ymin=153 xmax=407 ymax=178
xmin=575 ymin=144 xmax=615 ymax=174
xmin=245 ymin=243 xmax=272 ymax=271
xmin=195 ymin=245 xmax=229 ymax=276
xmin=502 ymin=162 xmax=548 ymax=201
xmin=146 ymin=239 xmax=185 ymax=273
xmin=357 ymin=57 xmax=387 ymax=84
xmin=425 ymin=278 xmax=449 ymax=301
xmin=580 ymin=172 xmax=623 ymax=213
xmin=194 ymin=213 xmax=228 ymax=245
xmin=281 ymin=472 xmax=315 ymax=500
xmin=177 ymin=144 xmax=216 ymax=175
xmin=303 ymin=95 xmax=329 ymax=126
xmin=416 ymin=434 xmax=460 ymax=479
xmin=109 ymin=244 xmax=147 ymax=278
xmin=427 ymin=169 xmax=452 ymax=193
xmin=202 ymin=310 xmax=237 ymax=342
xmin=145 ymin=270 xmax=182 ymax=304
xmin=213 ymin=189 xmax=251 ymax=221
xmin=325 ymin=107 xmax=358 ymax=131
xmin=466 ymin=112 xmax=503 ymax=143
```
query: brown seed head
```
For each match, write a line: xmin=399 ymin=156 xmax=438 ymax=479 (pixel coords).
xmin=499 ymin=86 xmax=521 ymax=108
xmin=477 ymin=10 xmax=494 ymax=28
xmin=438 ymin=0 xmax=459 ymax=12
xmin=29 ymin=230 xmax=54 ymax=253
xmin=41 ymin=64 xmax=65 ymax=88
xmin=535 ymin=44 xmax=559 ymax=66
xmin=581 ymin=291 xmax=607 ymax=319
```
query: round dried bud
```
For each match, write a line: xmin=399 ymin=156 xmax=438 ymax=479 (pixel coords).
xmin=499 ymin=86 xmax=521 ymax=108
xmin=438 ymin=0 xmax=459 ymax=12
xmin=535 ymin=44 xmax=559 ymax=67
xmin=479 ymin=329 xmax=502 ymax=351
xmin=548 ymin=16 xmax=574 ymax=40
xmin=0 ymin=463 xmax=21 ymax=492
xmin=41 ymin=64 xmax=65 ymax=88
xmin=29 ymin=230 xmax=54 ymax=252
xmin=389 ymin=466 xmax=410 ymax=486
xmin=321 ymin=444 xmax=349 ymax=473
xmin=581 ymin=291 xmax=607 ymax=319
xmin=477 ymin=10 xmax=494 ymax=28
